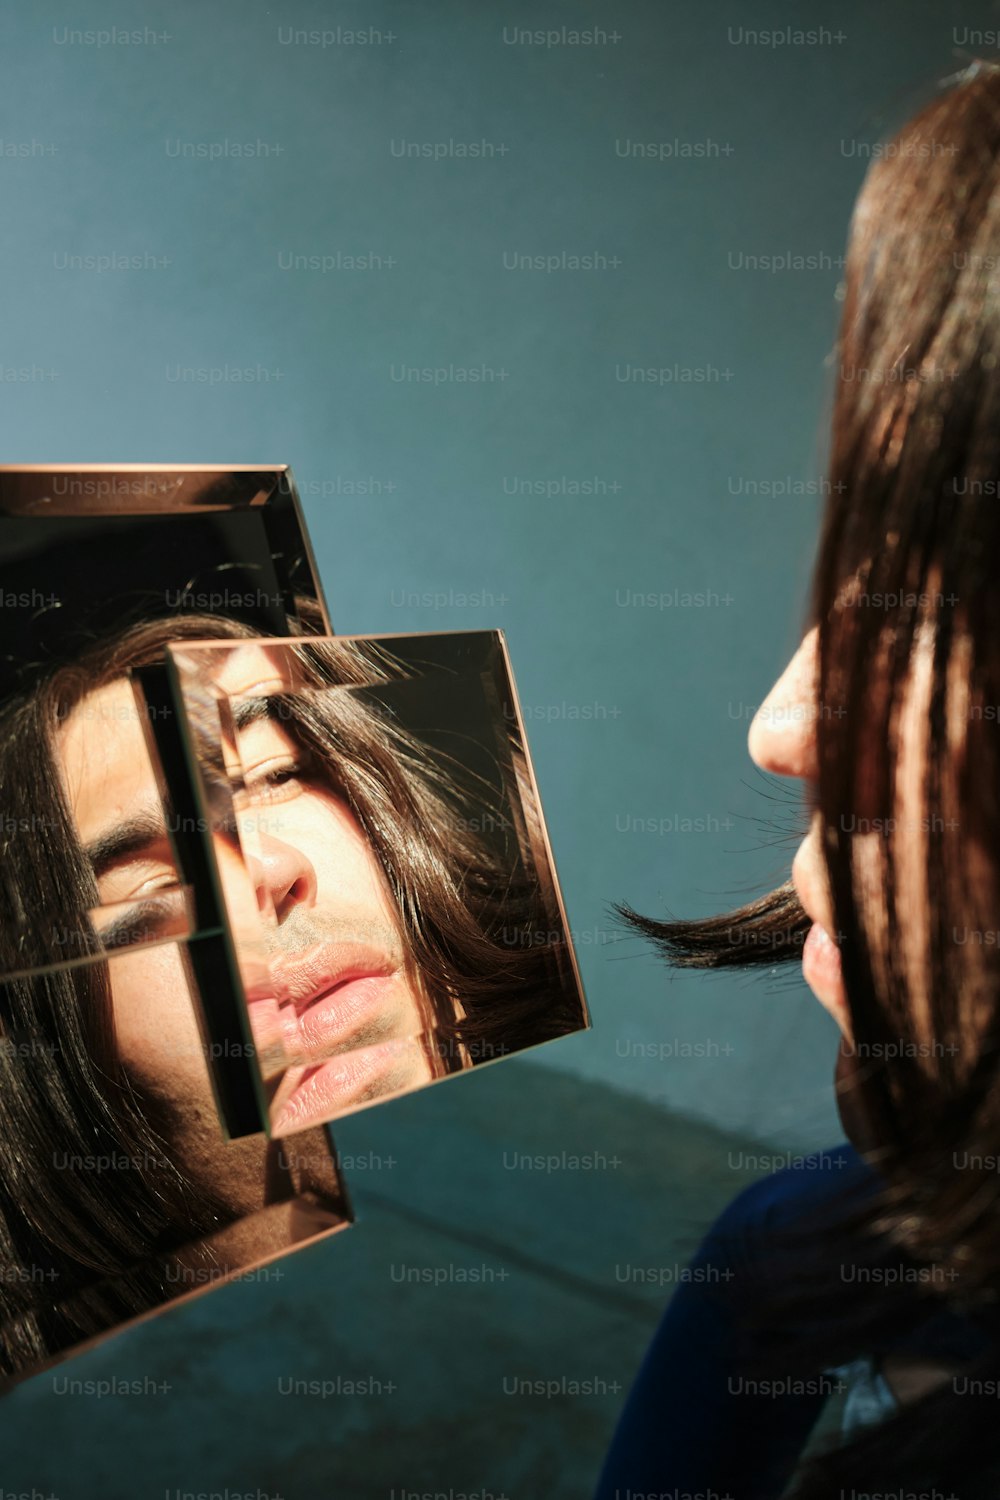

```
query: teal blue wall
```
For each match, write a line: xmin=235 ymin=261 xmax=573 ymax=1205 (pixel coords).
xmin=0 ymin=2 xmax=985 ymax=1144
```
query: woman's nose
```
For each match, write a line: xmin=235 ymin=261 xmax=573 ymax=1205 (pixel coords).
xmin=747 ymin=625 xmax=820 ymax=781
xmin=243 ymin=830 xmax=318 ymax=923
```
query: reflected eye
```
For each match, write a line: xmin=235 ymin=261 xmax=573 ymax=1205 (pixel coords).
xmin=240 ymin=758 xmax=306 ymax=805
xmin=93 ymin=886 xmax=187 ymax=950
xmin=129 ymin=871 xmax=183 ymax=900
xmin=93 ymin=842 xmax=182 ymax=909
xmin=235 ymin=715 xmax=313 ymax=808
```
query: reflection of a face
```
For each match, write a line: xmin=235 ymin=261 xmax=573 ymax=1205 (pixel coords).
xmin=53 ymin=679 xmax=291 ymax=1222
xmin=211 ymin=645 xmax=435 ymax=1133
xmin=55 ymin=650 xmax=433 ymax=1142
xmin=56 ymin=680 xmax=210 ymax=1117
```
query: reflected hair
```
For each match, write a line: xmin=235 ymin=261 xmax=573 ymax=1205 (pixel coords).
xmin=0 ymin=613 xmax=262 ymax=1379
xmin=185 ymin=632 xmax=582 ymax=1069
xmin=0 ymin=615 xmax=577 ymax=1377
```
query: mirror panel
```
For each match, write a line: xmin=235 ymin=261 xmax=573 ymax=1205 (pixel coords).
xmin=0 ymin=465 xmax=328 ymax=977
xmin=168 ymin=630 xmax=590 ymax=1135
xmin=0 ymin=933 xmax=352 ymax=1391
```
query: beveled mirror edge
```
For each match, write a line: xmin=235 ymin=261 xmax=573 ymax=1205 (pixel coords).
xmin=0 ymin=1185 xmax=354 ymax=1395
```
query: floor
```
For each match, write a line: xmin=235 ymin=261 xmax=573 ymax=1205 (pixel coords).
xmin=1 ymin=1057 xmax=847 ymax=1498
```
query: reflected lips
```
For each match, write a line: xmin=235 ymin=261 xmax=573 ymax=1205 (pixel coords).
xmin=249 ymin=941 xmax=403 ymax=1063
xmin=243 ymin=937 xmax=429 ymax=1131
xmin=270 ymin=1033 xmax=425 ymax=1135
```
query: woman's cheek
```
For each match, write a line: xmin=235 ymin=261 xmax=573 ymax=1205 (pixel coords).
xmin=108 ymin=941 xmax=209 ymax=1101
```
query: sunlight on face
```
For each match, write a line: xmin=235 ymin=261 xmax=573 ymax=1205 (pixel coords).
xmin=209 ymin=645 xmax=435 ymax=1132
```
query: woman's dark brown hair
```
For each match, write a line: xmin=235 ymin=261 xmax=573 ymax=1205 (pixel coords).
xmin=0 ymin=613 xmax=262 ymax=1381
xmin=619 ymin=58 xmax=1000 ymax=1496
xmin=179 ymin=627 xmax=582 ymax=1071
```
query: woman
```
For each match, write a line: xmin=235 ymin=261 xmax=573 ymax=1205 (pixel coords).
xmin=596 ymin=58 xmax=1000 ymax=1499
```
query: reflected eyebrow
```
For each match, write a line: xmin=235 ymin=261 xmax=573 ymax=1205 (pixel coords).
xmin=83 ymin=799 xmax=172 ymax=879
xmin=230 ymin=695 xmax=278 ymax=733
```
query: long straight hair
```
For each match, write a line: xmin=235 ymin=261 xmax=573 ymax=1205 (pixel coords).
xmin=0 ymin=614 xmax=262 ymax=1379
xmin=0 ymin=613 xmax=579 ymax=1377
xmin=619 ymin=60 xmax=1000 ymax=1495
xmin=181 ymin=630 xmax=583 ymax=1067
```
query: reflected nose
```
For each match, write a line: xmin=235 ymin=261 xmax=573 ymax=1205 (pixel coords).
xmin=244 ymin=831 xmax=318 ymax=923
xmin=747 ymin=626 xmax=820 ymax=781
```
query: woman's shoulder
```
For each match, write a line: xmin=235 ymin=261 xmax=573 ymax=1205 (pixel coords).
xmin=711 ymin=1141 xmax=875 ymax=1238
